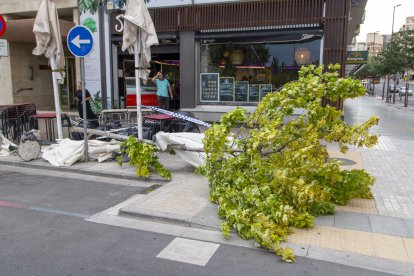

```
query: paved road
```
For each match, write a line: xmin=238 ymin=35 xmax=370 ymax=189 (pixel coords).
xmin=345 ymin=96 xmax=414 ymax=218
xmin=0 ymin=168 xmax=391 ymax=275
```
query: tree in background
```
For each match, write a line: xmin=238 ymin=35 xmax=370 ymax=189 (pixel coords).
xmin=365 ymin=28 xmax=414 ymax=105
xmin=79 ymin=0 xmax=100 ymax=14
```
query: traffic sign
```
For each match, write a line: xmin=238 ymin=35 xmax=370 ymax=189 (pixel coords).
xmin=67 ymin=25 xmax=94 ymax=57
xmin=0 ymin=15 xmax=6 ymax=37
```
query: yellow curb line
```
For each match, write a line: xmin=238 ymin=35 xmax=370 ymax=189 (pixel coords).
xmin=288 ymin=225 xmax=414 ymax=264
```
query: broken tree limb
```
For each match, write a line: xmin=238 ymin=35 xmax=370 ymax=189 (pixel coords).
xmin=70 ymin=126 xmax=155 ymax=145
xmin=167 ymin=144 xmax=243 ymax=153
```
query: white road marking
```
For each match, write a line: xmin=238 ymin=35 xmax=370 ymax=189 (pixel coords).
xmin=156 ymin=237 xmax=220 ymax=266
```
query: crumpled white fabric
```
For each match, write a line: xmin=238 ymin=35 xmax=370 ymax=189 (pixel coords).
xmin=42 ymin=139 xmax=121 ymax=167
xmin=122 ymin=0 xmax=159 ymax=81
xmin=156 ymin=132 xmax=206 ymax=167
xmin=0 ymin=133 xmax=17 ymax=156
xmin=32 ymin=0 xmax=65 ymax=82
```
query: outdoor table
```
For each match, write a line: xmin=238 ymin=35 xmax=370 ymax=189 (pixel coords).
xmin=144 ymin=114 xmax=176 ymax=132
xmin=29 ymin=113 xmax=67 ymax=142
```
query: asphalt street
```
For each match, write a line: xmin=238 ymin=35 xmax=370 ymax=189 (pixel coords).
xmin=0 ymin=168 xmax=393 ymax=276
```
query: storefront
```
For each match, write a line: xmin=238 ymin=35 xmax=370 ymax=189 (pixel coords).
xmin=104 ymin=0 xmax=363 ymax=119
xmin=198 ymin=29 xmax=323 ymax=105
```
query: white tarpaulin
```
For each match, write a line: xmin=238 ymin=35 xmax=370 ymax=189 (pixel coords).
xmin=122 ymin=0 xmax=158 ymax=81
xmin=0 ymin=133 xmax=17 ymax=156
xmin=32 ymin=0 xmax=65 ymax=81
xmin=32 ymin=0 xmax=65 ymax=140
xmin=42 ymin=139 xmax=121 ymax=167
xmin=156 ymin=132 xmax=206 ymax=167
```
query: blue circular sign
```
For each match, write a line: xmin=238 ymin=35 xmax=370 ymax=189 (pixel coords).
xmin=67 ymin=25 xmax=94 ymax=57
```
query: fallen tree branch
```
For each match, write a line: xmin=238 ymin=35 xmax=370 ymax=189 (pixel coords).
xmin=70 ymin=127 xmax=154 ymax=145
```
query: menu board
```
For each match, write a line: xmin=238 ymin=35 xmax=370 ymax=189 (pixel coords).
xmin=249 ymin=84 xmax=260 ymax=102
xmin=235 ymin=81 xmax=249 ymax=102
xmin=219 ymin=77 xmax=234 ymax=101
xmin=200 ymin=73 xmax=219 ymax=102
xmin=260 ymin=84 xmax=273 ymax=100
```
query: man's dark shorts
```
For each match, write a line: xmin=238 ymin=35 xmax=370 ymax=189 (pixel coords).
xmin=157 ymin=96 xmax=170 ymax=109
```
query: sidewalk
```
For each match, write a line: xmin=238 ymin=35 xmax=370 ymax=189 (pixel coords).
xmin=2 ymin=95 xmax=414 ymax=274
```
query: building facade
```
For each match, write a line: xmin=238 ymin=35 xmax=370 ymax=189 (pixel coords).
xmin=402 ymin=16 xmax=414 ymax=30
xmin=366 ymin=32 xmax=383 ymax=57
xmin=0 ymin=0 xmax=78 ymax=110
xmin=0 ymin=0 xmax=367 ymax=118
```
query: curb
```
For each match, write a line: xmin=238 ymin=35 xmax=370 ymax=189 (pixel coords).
xmin=0 ymin=160 xmax=169 ymax=183
xmin=119 ymin=205 xmax=222 ymax=231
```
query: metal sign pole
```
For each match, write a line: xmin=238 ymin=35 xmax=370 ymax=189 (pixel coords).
xmin=80 ymin=58 xmax=88 ymax=161
xmin=135 ymin=30 xmax=143 ymax=139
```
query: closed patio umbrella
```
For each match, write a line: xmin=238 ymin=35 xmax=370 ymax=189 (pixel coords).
xmin=122 ymin=0 xmax=159 ymax=139
xmin=32 ymin=0 xmax=65 ymax=140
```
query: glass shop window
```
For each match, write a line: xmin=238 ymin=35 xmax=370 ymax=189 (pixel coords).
xmin=199 ymin=40 xmax=321 ymax=104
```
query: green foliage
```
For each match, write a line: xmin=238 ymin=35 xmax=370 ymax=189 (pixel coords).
xmin=118 ymin=136 xmax=171 ymax=180
xmin=79 ymin=0 xmax=99 ymax=14
xmin=354 ymin=56 xmax=387 ymax=79
xmin=90 ymin=91 xmax=102 ymax=114
xmin=83 ymin=17 xmax=97 ymax=33
xmin=369 ymin=28 xmax=414 ymax=77
xmin=200 ymin=65 xmax=378 ymax=262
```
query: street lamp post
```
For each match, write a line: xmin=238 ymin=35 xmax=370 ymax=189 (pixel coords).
xmin=391 ymin=4 xmax=402 ymax=38
xmin=372 ymin=31 xmax=379 ymax=96
xmin=389 ymin=4 xmax=401 ymax=103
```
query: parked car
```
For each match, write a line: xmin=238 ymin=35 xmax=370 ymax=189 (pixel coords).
xmin=397 ymin=85 xmax=413 ymax=96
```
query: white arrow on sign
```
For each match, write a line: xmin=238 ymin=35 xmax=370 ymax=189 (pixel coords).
xmin=71 ymin=35 xmax=91 ymax=48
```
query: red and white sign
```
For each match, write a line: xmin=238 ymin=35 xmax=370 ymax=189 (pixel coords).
xmin=0 ymin=15 xmax=6 ymax=37
xmin=126 ymin=85 xmax=158 ymax=107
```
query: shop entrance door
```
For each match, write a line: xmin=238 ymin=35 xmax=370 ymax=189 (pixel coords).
xmin=152 ymin=57 xmax=180 ymax=110
xmin=122 ymin=53 xmax=180 ymax=110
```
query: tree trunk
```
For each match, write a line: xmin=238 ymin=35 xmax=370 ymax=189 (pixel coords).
xmin=372 ymin=77 xmax=375 ymax=96
xmin=386 ymin=75 xmax=390 ymax=102
xmin=405 ymin=72 xmax=409 ymax=107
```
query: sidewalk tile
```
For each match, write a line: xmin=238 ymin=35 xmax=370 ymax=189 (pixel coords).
xmin=369 ymin=215 xmax=410 ymax=238
xmin=335 ymin=199 xmax=378 ymax=215
xmin=371 ymin=233 xmax=409 ymax=262
xmin=334 ymin=211 xmax=371 ymax=232
xmin=314 ymin=215 xmax=334 ymax=227
xmin=403 ymin=238 xmax=414 ymax=263
xmin=405 ymin=219 xmax=414 ymax=238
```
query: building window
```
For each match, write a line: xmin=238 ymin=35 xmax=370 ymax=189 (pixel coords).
xmin=199 ymin=40 xmax=321 ymax=104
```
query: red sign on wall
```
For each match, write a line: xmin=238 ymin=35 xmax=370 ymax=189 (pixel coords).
xmin=0 ymin=16 xmax=6 ymax=37
xmin=126 ymin=94 xmax=158 ymax=107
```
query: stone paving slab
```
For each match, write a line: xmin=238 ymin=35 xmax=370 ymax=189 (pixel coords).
xmin=289 ymin=225 xmax=414 ymax=264
xmin=333 ymin=211 xmax=372 ymax=232
xmin=335 ymin=199 xmax=378 ymax=214
xmin=315 ymin=211 xmax=414 ymax=239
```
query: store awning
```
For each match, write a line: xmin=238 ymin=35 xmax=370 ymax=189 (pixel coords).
xmin=196 ymin=28 xmax=324 ymax=45
xmin=2 ymin=18 xmax=75 ymax=43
